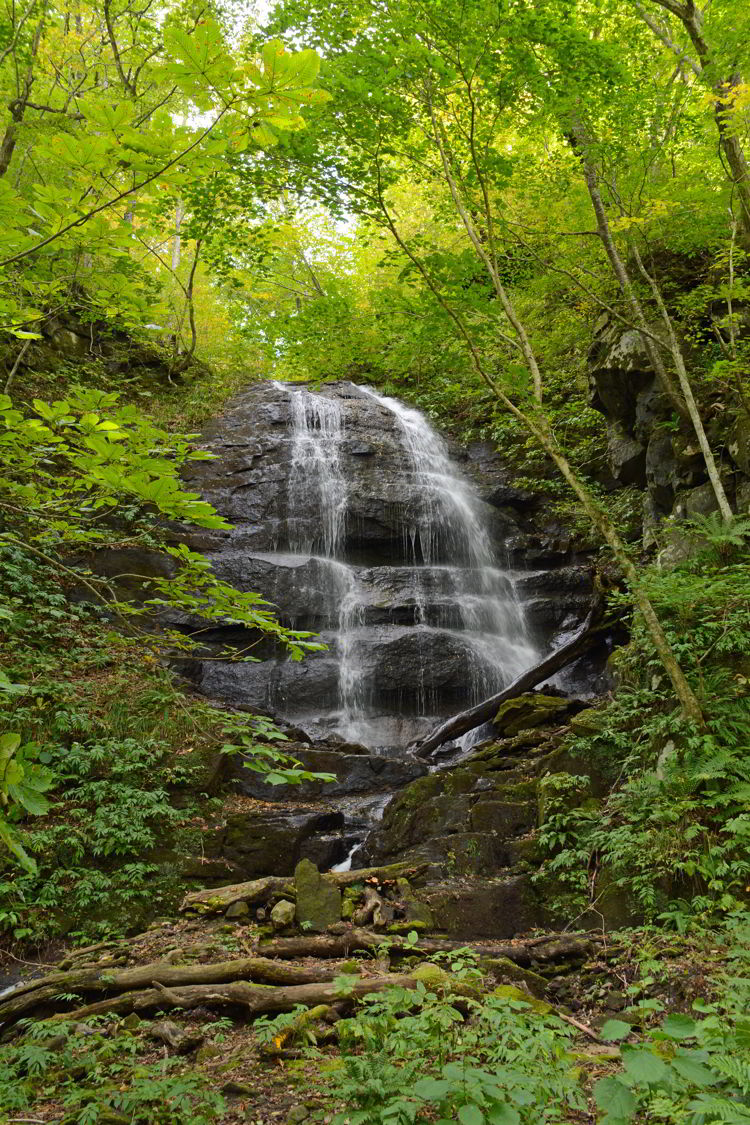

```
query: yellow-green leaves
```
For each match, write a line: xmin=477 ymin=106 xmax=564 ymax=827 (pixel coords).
xmin=0 ymin=732 xmax=56 ymax=874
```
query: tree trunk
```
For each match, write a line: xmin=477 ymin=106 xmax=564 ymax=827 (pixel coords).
xmin=256 ymin=929 xmax=599 ymax=964
xmin=48 ymin=974 xmax=425 ymax=1026
xmin=0 ymin=956 xmax=352 ymax=1025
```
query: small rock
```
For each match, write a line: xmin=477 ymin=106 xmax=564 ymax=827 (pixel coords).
xmin=222 ymin=1079 xmax=254 ymax=1097
xmin=605 ymin=990 xmax=627 ymax=1011
xmin=196 ymin=1044 xmax=222 ymax=1063
xmin=387 ymin=920 xmax=428 ymax=934
xmin=286 ymin=1107 xmax=309 ymax=1125
xmin=271 ymin=899 xmax=296 ymax=929
xmin=121 ymin=1014 xmax=141 ymax=1030
xmin=225 ymin=900 xmax=250 ymax=919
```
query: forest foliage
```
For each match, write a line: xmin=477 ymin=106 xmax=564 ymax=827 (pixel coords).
xmin=0 ymin=0 xmax=750 ymax=1121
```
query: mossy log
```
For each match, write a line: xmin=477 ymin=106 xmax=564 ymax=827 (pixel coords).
xmin=50 ymin=973 xmax=427 ymax=1024
xmin=256 ymin=928 xmax=599 ymax=964
xmin=0 ymin=956 xmax=355 ymax=1027
xmin=179 ymin=863 xmax=428 ymax=916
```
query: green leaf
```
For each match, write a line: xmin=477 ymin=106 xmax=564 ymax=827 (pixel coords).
xmin=669 ymin=1054 xmax=719 ymax=1087
xmin=8 ymin=784 xmax=50 ymax=816
xmin=599 ymin=1019 xmax=632 ymax=1042
xmin=0 ymin=814 xmax=37 ymax=874
xmin=622 ymin=1048 xmax=669 ymax=1086
xmin=487 ymin=1104 xmax=520 ymax=1125
xmin=593 ymin=1077 xmax=637 ymax=1121
xmin=412 ymin=1078 xmax=451 ymax=1100
xmin=0 ymin=732 xmax=21 ymax=757
xmin=286 ymin=48 xmax=321 ymax=85
xmin=458 ymin=1105 xmax=484 ymax=1125
xmin=661 ymin=1014 xmax=697 ymax=1040
xmin=262 ymin=39 xmax=293 ymax=84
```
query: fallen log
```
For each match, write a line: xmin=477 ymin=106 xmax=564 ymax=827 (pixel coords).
xmin=51 ymin=973 xmax=425 ymax=1024
xmin=0 ymin=956 xmax=355 ymax=1026
xmin=255 ymin=928 xmax=598 ymax=965
xmin=180 ymin=863 xmax=428 ymax=916
xmin=409 ymin=597 xmax=608 ymax=758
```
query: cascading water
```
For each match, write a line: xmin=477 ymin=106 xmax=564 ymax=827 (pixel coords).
xmin=188 ymin=378 xmax=573 ymax=875
xmin=280 ymin=383 xmax=538 ymax=748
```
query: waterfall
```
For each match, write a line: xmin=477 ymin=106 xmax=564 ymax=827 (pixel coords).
xmin=279 ymin=383 xmax=538 ymax=748
xmin=287 ymin=389 xmax=347 ymax=557
xmin=360 ymin=387 xmax=536 ymax=710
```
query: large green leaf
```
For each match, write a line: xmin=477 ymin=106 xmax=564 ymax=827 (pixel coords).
xmin=621 ymin=1048 xmax=669 ymax=1086
xmin=0 ymin=814 xmax=37 ymax=874
xmin=285 ymin=48 xmax=321 ymax=85
xmin=457 ymin=1105 xmax=484 ymax=1125
xmin=661 ymin=1014 xmax=698 ymax=1040
xmin=670 ymin=1053 xmax=720 ymax=1087
xmin=599 ymin=1020 xmax=632 ymax=1042
xmin=412 ymin=1078 xmax=451 ymax=1100
xmin=593 ymin=1077 xmax=636 ymax=1122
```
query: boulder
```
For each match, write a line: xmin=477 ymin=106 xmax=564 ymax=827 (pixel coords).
xmin=294 ymin=859 xmax=341 ymax=931
xmin=270 ymin=899 xmax=296 ymax=929
xmin=607 ymin=423 xmax=646 ymax=487
xmin=420 ymin=875 xmax=542 ymax=938
xmin=220 ymin=808 xmax=346 ymax=877
xmin=493 ymin=693 xmax=577 ymax=735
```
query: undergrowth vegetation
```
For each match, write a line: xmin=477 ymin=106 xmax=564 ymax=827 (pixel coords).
xmin=537 ymin=522 xmax=750 ymax=926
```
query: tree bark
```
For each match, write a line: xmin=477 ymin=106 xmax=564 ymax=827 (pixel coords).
xmin=47 ymin=974 xmax=425 ymax=1025
xmin=0 ymin=956 xmax=352 ymax=1025
xmin=409 ymin=597 xmax=607 ymax=757
xmin=255 ymin=929 xmax=598 ymax=964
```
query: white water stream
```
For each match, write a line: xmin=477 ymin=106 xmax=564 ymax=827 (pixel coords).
xmin=281 ymin=384 xmax=538 ymax=749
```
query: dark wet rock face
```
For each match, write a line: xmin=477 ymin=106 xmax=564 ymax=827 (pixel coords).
xmin=181 ymin=380 xmax=592 ymax=749
xmin=587 ymin=315 xmax=747 ymax=539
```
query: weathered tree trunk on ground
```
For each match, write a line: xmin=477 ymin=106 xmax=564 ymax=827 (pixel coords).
xmin=410 ymin=598 xmax=607 ymax=758
xmin=255 ymin=929 xmax=599 ymax=964
xmin=48 ymin=974 xmax=426 ymax=1025
xmin=0 ymin=957 xmax=355 ymax=1025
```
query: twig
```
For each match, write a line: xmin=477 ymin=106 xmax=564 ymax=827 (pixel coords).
xmin=558 ymin=1012 xmax=601 ymax=1041
xmin=3 ymin=337 xmax=32 ymax=394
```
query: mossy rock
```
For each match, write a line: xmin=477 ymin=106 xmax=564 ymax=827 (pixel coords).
xmin=491 ymin=984 xmax=554 ymax=1015
xmin=568 ymin=708 xmax=607 ymax=735
xmin=481 ymin=956 xmax=548 ymax=998
xmin=294 ymin=859 xmax=341 ymax=932
xmin=493 ymin=694 xmax=573 ymax=736
xmin=387 ymin=920 xmax=428 ymax=934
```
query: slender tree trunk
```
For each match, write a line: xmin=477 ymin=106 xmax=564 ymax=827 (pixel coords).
xmin=0 ymin=16 xmax=44 ymax=179
xmin=571 ymin=125 xmax=732 ymax=520
xmin=642 ymin=0 xmax=750 ymax=242
xmin=628 ymin=239 xmax=733 ymax=520
xmin=172 ymin=199 xmax=183 ymax=271
xmin=373 ymin=162 xmax=704 ymax=727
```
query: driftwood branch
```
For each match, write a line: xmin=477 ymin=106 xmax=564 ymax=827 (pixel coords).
xmin=410 ymin=597 xmax=608 ymax=758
